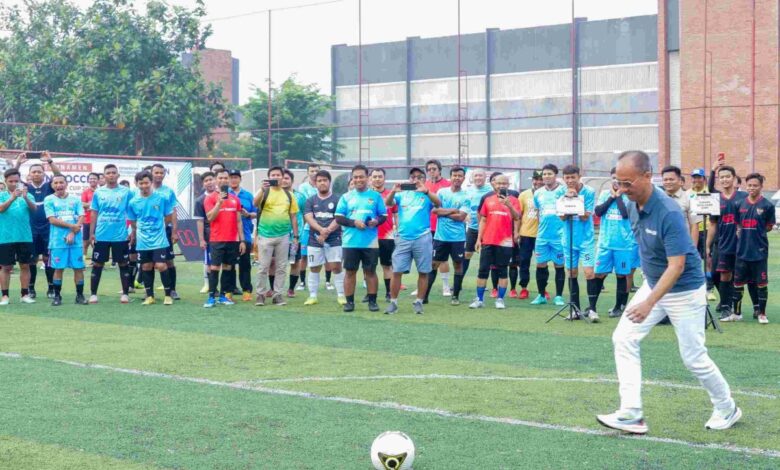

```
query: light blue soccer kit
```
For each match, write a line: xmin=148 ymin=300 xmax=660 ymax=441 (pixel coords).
xmin=392 ymin=190 xmax=435 ymax=273
xmin=595 ymin=190 xmax=636 ymax=275
xmin=435 ymin=188 xmax=469 ymax=243
xmin=533 ymin=185 xmax=566 ymax=265
xmin=127 ymin=192 xmax=173 ymax=252
xmin=44 ymin=194 xmax=84 ymax=269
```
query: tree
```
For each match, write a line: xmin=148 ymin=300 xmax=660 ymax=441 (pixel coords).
xmin=0 ymin=0 xmax=231 ymax=155
xmin=216 ymin=77 xmax=339 ymax=167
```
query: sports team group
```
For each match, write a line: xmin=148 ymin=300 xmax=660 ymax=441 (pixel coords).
xmin=0 ymin=151 xmax=774 ymax=323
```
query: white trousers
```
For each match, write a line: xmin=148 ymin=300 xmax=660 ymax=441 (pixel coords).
xmin=613 ymin=282 xmax=734 ymax=412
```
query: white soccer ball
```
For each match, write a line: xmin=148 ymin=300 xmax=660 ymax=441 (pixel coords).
xmin=370 ymin=431 xmax=415 ymax=470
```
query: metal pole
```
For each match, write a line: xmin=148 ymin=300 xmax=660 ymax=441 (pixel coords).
xmin=267 ymin=10 xmax=273 ymax=168
xmin=703 ymin=0 xmax=708 ymax=170
xmin=358 ymin=0 xmax=363 ymax=163
xmin=750 ymin=0 xmax=756 ymax=174
xmin=570 ymin=0 xmax=579 ymax=166
xmin=457 ymin=0 xmax=462 ymax=165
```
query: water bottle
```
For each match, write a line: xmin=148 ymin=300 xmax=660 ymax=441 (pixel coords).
xmin=288 ymin=240 xmax=298 ymax=265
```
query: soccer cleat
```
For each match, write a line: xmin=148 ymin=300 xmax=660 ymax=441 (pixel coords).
xmin=758 ymin=314 xmax=769 ymax=324
xmin=272 ymin=293 xmax=287 ymax=306
xmin=218 ymin=295 xmax=235 ymax=306
xmin=170 ymin=290 xmax=180 ymax=301
xmin=490 ymin=288 xmax=498 ymax=298
xmin=553 ymin=296 xmax=565 ymax=306
xmin=544 ymin=291 xmax=551 ymax=301
xmin=134 ymin=280 xmax=143 ymax=289
xmin=442 ymin=286 xmax=452 ymax=297
xmin=584 ymin=308 xmax=600 ymax=323
xmin=719 ymin=306 xmax=734 ymax=320
xmin=325 ymin=282 xmax=334 ymax=291
xmin=385 ymin=293 xmax=391 ymax=303
xmin=597 ymin=410 xmax=648 ymax=434
xmin=469 ymin=299 xmax=484 ymax=309
xmin=88 ymin=295 xmax=99 ymax=304
xmin=51 ymin=296 xmax=62 ymax=307
xmin=203 ymin=297 xmax=217 ymax=308
xmin=409 ymin=289 xmax=418 ymax=296
xmin=509 ymin=289 xmax=518 ymax=299
xmin=720 ymin=313 xmax=743 ymax=322
xmin=753 ymin=307 xmax=760 ymax=319
xmin=337 ymin=295 xmax=347 ymax=306
xmin=705 ymin=406 xmax=742 ymax=430
xmin=254 ymin=293 xmax=266 ymax=306
xmin=242 ymin=292 xmax=253 ymax=302
xmin=304 ymin=297 xmax=319 ymax=306
xmin=608 ymin=306 xmax=624 ymax=318
xmin=142 ymin=297 xmax=156 ymax=306
xmin=530 ymin=294 xmax=547 ymax=305
xmin=157 ymin=285 xmax=164 ymax=290
xmin=385 ymin=302 xmax=398 ymax=315
xmin=707 ymin=289 xmax=717 ymax=301
xmin=451 ymin=296 xmax=460 ymax=306
xmin=120 ymin=294 xmax=130 ymax=304
xmin=295 ymin=283 xmax=305 ymax=291
xmin=75 ymin=294 xmax=88 ymax=305
xmin=412 ymin=299 xmax=424 ymax=315
xmin=200 ymin=282 xmax=209 ymax=294
xmin=46 ymin=288 xmax=55 ymax=299
xmin=20 ymin=295 xmax=36 ymax=304
xmin=368 ymin=301 xmax=380 ymax=312
xmin=0 ymin=296 xmax=9 ymax=306
xmin=495 ymin=298 xmax=506 ymax=309
xmin=28 ymin=287 xmax=36 ymax=299
xmin=343 ymin=302 xmax=355 ymax=313
xmin=519 ymin=288 xmax=529 ymax=299
xmin=361 ymin=294 xmax=369 ymax=303
xmin=163 ymin=296 xmax=174 ymax=306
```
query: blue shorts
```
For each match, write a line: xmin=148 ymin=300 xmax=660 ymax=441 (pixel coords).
xmin=595 ymin=248 xmax=634 ymax=275
xmin=48 ymin=246 xmax=85 ymax=270
xmin=563 ymin=239 xmax=595 ymax=269
xmin=631 ymin=245 xmax=641 ymax=269
xmin=392 ymin=232 xmax=433 ymax=274
xmin=535 ymin=239 xmax=564 ymax=265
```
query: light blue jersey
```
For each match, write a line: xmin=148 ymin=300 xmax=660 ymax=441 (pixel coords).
xmin=335 ymin=189 xmax=387 ymax=249
xmin=434 ymin=188 xmax=469 ymax=242
xmin=394 ymin=190 xmax=434 ymax=241
xmin=127 ymin=192 xmax=173 ymax=251
xmin=91 ymin=186 xmax=133 ymax=242
xmin=596 ymin=190 xmax=635 ymax=250
xmin=0 ymin=192 xmax=35 ymax=243
xmin=293 ymin=190 xmax=307 ymax=235
xmin=533 ymin=184 xmax=566 ymax=242
xmin=44 ymin=194 xmax=83 ymax=249
xmin=561 ymin=184 xmax=595 ymax=248
xmin=465 ymin=184 xmax=492 ymax=231
xmin=154 ymin=184 xmax=177 ymax=226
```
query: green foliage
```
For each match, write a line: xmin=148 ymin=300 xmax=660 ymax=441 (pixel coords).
xmin=216 ymin=77 xmax=339 ymax=167
xmin=0 ymin=0 xmax=231 ymax=155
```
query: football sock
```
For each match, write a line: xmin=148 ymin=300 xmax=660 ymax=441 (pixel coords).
xmin=45 ymin=266 xmax=54 ymax=289
xmin=461 ymin=258 xmax=471 ymax=276
xmin=160 ymin=269 xmax=172 ymax=297
xmin=168 ymin=266 xmax=177 ymax=290
xmin=747 ymin=283 xmax=759 ymax=310
xmin=220 ymin=270 xmax=230 ymax=295
xmin=308 ymin=271 xmax=320 ymax=297
xmin=300 ymin=268 xmax=306 ymax=286
xmin=441 ymin=272 xmax=450 ymax=291
xmin=208 ymin=271 xmax=219 ymax=297
xmin=536 ymin=266 xmax=549 ymax=295
xmin=453 ymin=273 xmax=464 ymax=298
xmin=425 ymin=270 xmax=438 ymax=301
xmin=509 ymin=266 xmax=518 ymax=291
xmin=90 ymin=266 xmax=103 ymax=295
xmin=720 ymin=280 xmax=734 ymax=311
xmin=335 ymin=271 xmax=345 ymax=296
xmin=555 ymin=267 xmax=566 ymax=297
xmin=758 ymin=285 xmax=768 ymax=315
xmin=119 ymin=265 xmax=131 ymax=295
xmin=143 ymin=270 xmax=155 ymax=297
xmin=384 ymin=278 xmax=391 ymax=296
xmin=29 ymin=264 xmax=37 ymax=289
xmin=616 ymin=276 xmax=629 ymax=310
xmin=52 ymin=279 xmax=62 ymax=296
xmin=289 ymin=274 xmax=299 ymax=291
xmin=570 ymin=277 xmax=580 ymax=310
xmin=497 ymin=286 xmax=507 ymax=299
xmin=490 ymin=269 xmax=499 ymax=290
xmin=75 ymin=280 xmax=84 ymax=297
xmin=587 ymin=277 xmax=603 ymax=311
xmin=733 ymin=284 xmax=745 ymax=316
xmin=476 ymin=286 xmax=486 ymax=302
xmin=325 ymin=269 xmax=332 ymax=283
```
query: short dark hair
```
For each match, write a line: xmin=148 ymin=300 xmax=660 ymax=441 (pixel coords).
xmin=610 ymin=167 xmax=617 ymax=175
xmin=152 ymin=163 xmax=165 ymax=171
xmin=119 ymin=180 xmax=130 ymax=187
xmin=214 ymin=169 xmax=229 ymax=177
xmin=745 ymin=173 xmax=764 ymax=185
xmin=143 ymin=165 xmax=153 ymax=172
xmin=450 ymin=166 xmax=465 ymax=176
xmin=351 ymin=164 xmax=369 ymax=176
xmin=489 ymin=171 xmax=503 ymax=182
xmin=315 ymin=170 xmax=332 ymax=182
xmin=370 ymin=168 xmax=386 ymax=176
xmin=267 ymin=166 xmax=284 ymax=177
xmin=103 ymin=164 xmax=118 ymax=172
xmin=661 ymin=165 xmax=682 ymax=178
xmin=135 ymin=170 xmax=152 ymax=183
xmin=541 ymin=163 xmax=559 ymax=174
xmin=717 ymin=165 xmax=736 ymax=177
xmin=618 ymin=150 xmax=652 ymax=174
xmin=88 ymin=172 xmax=101 ymax=179
xmin=200 ymin=171 xmax=216 ymax=180
xmin=307 ymin=163 xmax=321 ymax=170
xmin=51 ymin=174 xmax=66 ymax=183
xmin=209 ymin=161 xmax=225 ymax=171
xmin=28 ymin=163 xmax=44 ymax=171
xmin=562 ymin=165 xmax=580 ymax=176
xmin=736 ymin=175 xmax=742 ymax=185
xmin=3 ymin=168 xmax=20 ymax=180
xmin=425 ymin=159 xmax=442 ymax=171
xmin=283 ymin=169 xmax=295 ymax=181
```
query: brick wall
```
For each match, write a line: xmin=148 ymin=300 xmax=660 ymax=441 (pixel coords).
xmin=197 ymin=49 xmax=235 ymax=144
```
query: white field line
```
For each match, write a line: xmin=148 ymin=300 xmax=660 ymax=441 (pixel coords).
xmin=1 ymin=352 xmax=778 ymax=459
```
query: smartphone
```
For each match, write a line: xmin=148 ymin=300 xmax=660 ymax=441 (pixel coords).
xmin=26 ymin=151 xmax=43 ymax=159
xmin=220 ymin=185 xmax=229 ymax=199
xmin=268 ymin=179 xmax=279 ymax=187
xmin=499 ymin=188 xmax=508 ymax=198
xmin=400 ymin=183 xmax=417 ymax=191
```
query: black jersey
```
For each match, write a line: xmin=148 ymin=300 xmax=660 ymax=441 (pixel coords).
xmin=712 ymin=190 xmax=747 ymax=255
xmin=25 ymin=181 xmax=55 ymax=235
xmin=736 ymin=196 xmax=775 ymax=261
xmin=194 ymin=192 xmax=212 ymax=242
xmin=304 ymin=193 xmax=342 ymax=248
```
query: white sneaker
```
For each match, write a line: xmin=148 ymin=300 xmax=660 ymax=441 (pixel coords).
xmin=758 ymin=314 xmax=769 ymax=324
xmin=720 ymin=313 xmax=743 ymax=322
xmin=410 ymin=289 xmax=418 ymax=296
xmin=469 ymin=299 xmax=484 ymax=309
xmin=20 ymin=295 xmax=36 ymax=304
xmin=705 ymin=406 xmax=742 ymax=430
xmin=120 ymin=294 xmax=130 ymax=304
xmin=88 ymin=295 xmax=99 ymax=304
xmin=325 ymin=282 xmax=334 ymax=291
xmin=295 ymin=284 xmax=305 ymax=291
xmin=495 ymin=298 xmax=506 ymax=309
xmin=442 ymin=286 xmax=452 ymax=297
xmin=0 ymin=296 xmax=9 ymax=306
xmin=596 ymin=410 xmax=648 ymax=434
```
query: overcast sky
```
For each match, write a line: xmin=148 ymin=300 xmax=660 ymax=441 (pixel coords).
xmin=11 ymin=0 xmax=657 ymax=104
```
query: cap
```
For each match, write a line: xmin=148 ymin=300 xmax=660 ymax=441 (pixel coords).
xmin=691 ymin=168 xmax=706 ymax=178
xmin=228 ymin=169 xmax=242 ymax=177
xmin=409 ymin=167 xmax=424 ymax=176
xmin=531 ymin=170 xmax=543 ymax=179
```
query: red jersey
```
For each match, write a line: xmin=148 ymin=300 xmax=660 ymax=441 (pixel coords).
xmin=82 ymin=187 xmax=95 ymax=224
xmin=425 ymin=178 xmax=451 ymax=232
xmin=377 ymin=188 xmax=397 ymax=240
xmin=203 ymin=192 xmax=242 ymax=242
xmin=478 ymin=194 xmax=521 ymax=247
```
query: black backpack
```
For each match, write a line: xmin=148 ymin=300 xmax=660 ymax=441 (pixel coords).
xmin=257 ymin=187 xmax=294 ymax=220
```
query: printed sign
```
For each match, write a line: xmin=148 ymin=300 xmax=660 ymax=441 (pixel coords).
xmin=556 ymin=196 xmax=585 ymax=216
xmin=691 ymin=193 xmax=721 ymax=216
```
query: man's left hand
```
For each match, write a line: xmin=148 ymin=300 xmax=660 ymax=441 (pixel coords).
xmin=625 ymin=300 xmax=653 ymax=323
xmin=239 ymin=241 xmax=246 ymax=255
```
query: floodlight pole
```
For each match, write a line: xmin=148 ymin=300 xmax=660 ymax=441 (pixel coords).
xmin=358 ymin=0 xmax=363 ymax=163
xmin=457 ymin=0 xmax=462 ymax=165
xmin=267 ymin=10 xmax=273 ymax=169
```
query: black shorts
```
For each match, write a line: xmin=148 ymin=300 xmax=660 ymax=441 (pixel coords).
xmin=128 ymin=241 xmax=137 ymax=256
xmin=479 ymin=245 xmax=513 ymax=272
xmin=734 ymin=258 xmax=768 ymax=286
xmin=92 ymin=241 xmax=129 ymax=264
xmin=165 ymin=226 xmax=176 ymax=260
xmin=343 ymin=247 xmax=379 ymax=271
xmin=31 ymin=232 xmax=49 ymax=258
xmin=379 ymin=239 xmax=395 ymax=267
xmin=82 ymin=223 xmax=91 ymax=241
xmin=519 ymin=236 xmax=536 ymax=264
xmin=716 ymin=252 xmax=736 ymax=273
xmin=210 ymin=241 xmax=240 ymax=266
xmin=139 ymin=248 xmax=170 ymax=264
xmin=432 ymin=240 xmax=465 ymax=263
xmin=0 ymin=242 xmax=34 ymax=266
xmin=465 ymin=228 xmax=479 ymax=253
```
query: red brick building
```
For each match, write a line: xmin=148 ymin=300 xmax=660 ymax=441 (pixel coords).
xmin=185 ymin=48 xmax=240 ymax=144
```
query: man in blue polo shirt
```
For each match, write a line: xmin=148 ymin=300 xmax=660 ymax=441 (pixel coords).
xmin=597 ymin=150 xmax=739 ymax=435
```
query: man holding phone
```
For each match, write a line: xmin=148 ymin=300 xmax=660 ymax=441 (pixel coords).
xmin=384 ymin=167 xmax=441 ymax=315
xmin=0 ymin=168 xmax=38 ymax=305
xmin=229 ymin=170 xmax=257 ymax=302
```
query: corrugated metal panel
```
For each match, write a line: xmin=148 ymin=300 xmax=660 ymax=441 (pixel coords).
xmin=335 ymin=82 xmax=406 ymax=110
xmin=411 ymin=133 xmax=487 ymax=158
xmin=581 ymin=125 xmax=658 ymax=153
xmin=410 ymin=77 xmax=486 ymax=106
xmin=580 ymin=62 xmax=657 ymax=94
xmin=338 ymin=136 xmax=407 ymax=161
xmin=668 ymin=51 xmax=681 ymax=166
xmin=491 ymin=125 xmax=658 ymax=156
xmin=492 ymin=128 xmax=572 ymax=155
xmin=491 ymin=69 xmax=571 ymax=101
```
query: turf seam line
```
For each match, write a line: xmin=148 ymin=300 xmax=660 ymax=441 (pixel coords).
xmin=2 ymin=352 xmax=778 ymax=459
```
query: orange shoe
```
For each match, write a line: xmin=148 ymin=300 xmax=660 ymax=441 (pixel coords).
xmin=509 ymin=289 xmax=518 ymax=298
xmin=519 ymin=288 xmax=529 ymax=299
xmin=242 ymin=292 xmax=252 ymax=302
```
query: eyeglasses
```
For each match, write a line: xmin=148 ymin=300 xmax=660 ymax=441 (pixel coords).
xmin=411 ymin=175 xmax=425 ymax=180
xmin=614 ymin=177 xmax=641 ymax=189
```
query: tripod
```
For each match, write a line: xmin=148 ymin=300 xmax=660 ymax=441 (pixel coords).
xmin=546 ymin=215 xmax=581 ymax=323
xmin=701 ymin=213 xmax=723 ymax=333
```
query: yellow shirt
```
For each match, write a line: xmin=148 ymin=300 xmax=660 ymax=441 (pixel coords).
xmin=519 ymin=188 xmax=539 ymax=238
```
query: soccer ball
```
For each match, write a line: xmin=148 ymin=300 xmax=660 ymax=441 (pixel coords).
xmin=370 ymin=431 xmax=415 ymax=470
